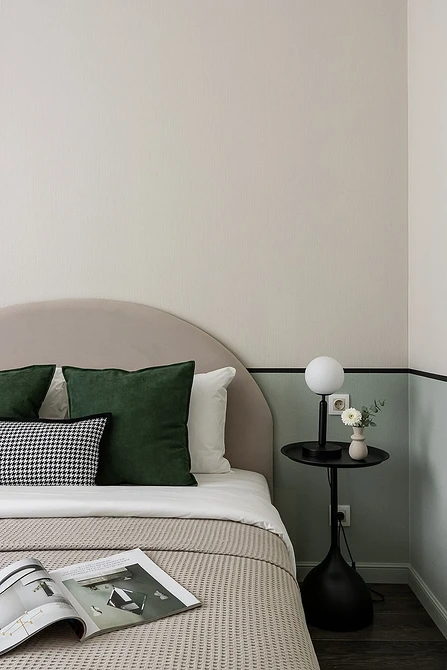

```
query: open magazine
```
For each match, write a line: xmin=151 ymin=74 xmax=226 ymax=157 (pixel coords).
xmin=0 ymin=548 xmax=201 ymax=655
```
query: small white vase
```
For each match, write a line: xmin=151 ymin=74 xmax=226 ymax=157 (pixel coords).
xmin=349 ymin=426 xmax=368 ymax=460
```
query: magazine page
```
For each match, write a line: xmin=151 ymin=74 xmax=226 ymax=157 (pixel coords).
xmin=0 ymin=557 xmax=84 ymax=655
xmin=50 ymin=548 xmax=201 ymax=640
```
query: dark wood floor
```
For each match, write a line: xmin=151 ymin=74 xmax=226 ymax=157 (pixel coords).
xmin=308 ymin=584 xmax=447 ymax=670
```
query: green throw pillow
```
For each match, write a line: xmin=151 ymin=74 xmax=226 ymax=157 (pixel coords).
xmin=63 ymin=361 xmax=197 ymax=486
xmin=0 ymin=365 xmax=56 ymax=418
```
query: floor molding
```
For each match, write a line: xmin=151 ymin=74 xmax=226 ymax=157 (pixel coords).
xmin=408 ymin=566 xmax=447 ymax=638
xmin=296 ymin=562 xmax=409 ymax=584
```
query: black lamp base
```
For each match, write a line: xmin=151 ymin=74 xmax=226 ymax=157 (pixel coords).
xmin=301 ymin=545 xmax=373 ymax=631
xmin=301 ymin=441 xmax=342 ymax=460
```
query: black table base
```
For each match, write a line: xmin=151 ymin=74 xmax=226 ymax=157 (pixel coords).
xmin=301 ymin=545 xmax=373 ymax=631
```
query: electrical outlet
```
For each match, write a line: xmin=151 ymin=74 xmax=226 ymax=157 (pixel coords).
xmin=328 ymin=393 xmax=350 ymax=415
xmin=329 ymin=505 xmax=351 ymax=527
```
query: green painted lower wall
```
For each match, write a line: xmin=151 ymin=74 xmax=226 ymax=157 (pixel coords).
xmin=410 ymin=375 xmax=447 ymax=610
xmin=252 ymin=372 xmax=409 ymax=565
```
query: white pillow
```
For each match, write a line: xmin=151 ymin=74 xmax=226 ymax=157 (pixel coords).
xmin=188 ymin=367 xmax=236 ymax=474
xmin=39 ymin=367 xmax=69 ymax=419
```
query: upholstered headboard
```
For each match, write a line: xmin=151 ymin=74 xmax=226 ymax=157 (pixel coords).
xmin=0 ymin=300 xmax=273 ymax=487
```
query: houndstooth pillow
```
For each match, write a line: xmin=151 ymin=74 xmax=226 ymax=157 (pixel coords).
xmin=0 ymin=414 xmax=111 ymax=486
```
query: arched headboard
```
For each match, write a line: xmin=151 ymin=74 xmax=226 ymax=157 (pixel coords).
xmin=0 ymin=300 xmax=273 ymax=487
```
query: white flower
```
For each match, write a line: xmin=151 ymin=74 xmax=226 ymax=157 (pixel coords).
xmin=341 ymin=407 xmax=362 ymax=427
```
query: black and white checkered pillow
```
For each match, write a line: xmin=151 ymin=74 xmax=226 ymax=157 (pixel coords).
xmin=0 ymin=414 xmax=111 ymax=486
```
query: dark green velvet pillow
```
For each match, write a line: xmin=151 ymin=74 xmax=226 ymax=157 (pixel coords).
xmin=63 ymin=361 xmax=196 ymax=486
xmin=0 ymin=365 xmax=56 ymax=418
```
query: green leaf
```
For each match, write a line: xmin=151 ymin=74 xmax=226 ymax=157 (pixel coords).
xmin=370 ymin=421 xmax=377 ymax=427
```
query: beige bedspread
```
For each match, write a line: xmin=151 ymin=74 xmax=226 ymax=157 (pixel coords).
xmin=0 ymin=517 xmax=319 ymax=670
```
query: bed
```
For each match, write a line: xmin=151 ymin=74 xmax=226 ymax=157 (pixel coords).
xmin=0 ymin=299 xmax=319 ymax=670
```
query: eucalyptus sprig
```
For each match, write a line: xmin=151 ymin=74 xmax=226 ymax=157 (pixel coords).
xmin=360 ymin=399 xmax=386 ymax=427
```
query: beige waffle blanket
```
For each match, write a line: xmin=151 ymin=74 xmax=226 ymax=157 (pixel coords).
xmin=0 ymin=517 xmax=319 ymax=670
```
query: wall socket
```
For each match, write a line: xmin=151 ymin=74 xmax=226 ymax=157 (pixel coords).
xmin=329 ymin=505 xmax=351 ymax=527
xmin=328 ymin=393 xmax=350 ymax=415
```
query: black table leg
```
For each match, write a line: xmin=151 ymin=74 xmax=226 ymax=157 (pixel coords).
xmin=330 ymin=466 xmax=338 ymax=549
xmin=300 ymin=467 xmax=373 ymax=631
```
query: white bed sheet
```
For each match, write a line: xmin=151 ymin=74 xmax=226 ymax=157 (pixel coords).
xmin=0 ymin=469 xmax=295 ymax=567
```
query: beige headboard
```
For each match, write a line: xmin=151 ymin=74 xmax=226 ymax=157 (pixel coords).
xmin=0 ymin=300 xmax=273 ymax=487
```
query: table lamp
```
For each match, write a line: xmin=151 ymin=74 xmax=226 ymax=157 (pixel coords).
xmin=302 ymin=356 xmax=344 ymax=460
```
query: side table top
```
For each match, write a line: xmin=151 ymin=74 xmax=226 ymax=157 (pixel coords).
xmin=281 ymin=442 xmax=390 ymax=468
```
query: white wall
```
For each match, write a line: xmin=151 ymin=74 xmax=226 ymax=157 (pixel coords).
xmin=408 ymin=0 xmax=447 ymax=376
xmin=0 ymin=1 xmax=408 ymax=367
xmin=408 ymin=0 xmax=447 ymax=627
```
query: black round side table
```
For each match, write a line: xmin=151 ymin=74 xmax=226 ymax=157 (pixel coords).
xmin=281 ymin=441 xmax=389 ymax=632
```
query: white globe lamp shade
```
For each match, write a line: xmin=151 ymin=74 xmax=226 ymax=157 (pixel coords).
xmin=305 ymin=356 xmax=344 ymax=395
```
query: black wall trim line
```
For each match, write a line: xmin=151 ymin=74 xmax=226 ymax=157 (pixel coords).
xmin=344 ymin=368 xmax=408 ymax=374
xmin=248 ymin=367 xmax=447 ymax=382
xmin=248 ymin=368 xmax=306 ymax=373
xmin=408 ymin=369 xmax=447 ymax=382
xmin=248 ymin=367 xmax=408 ymax=374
